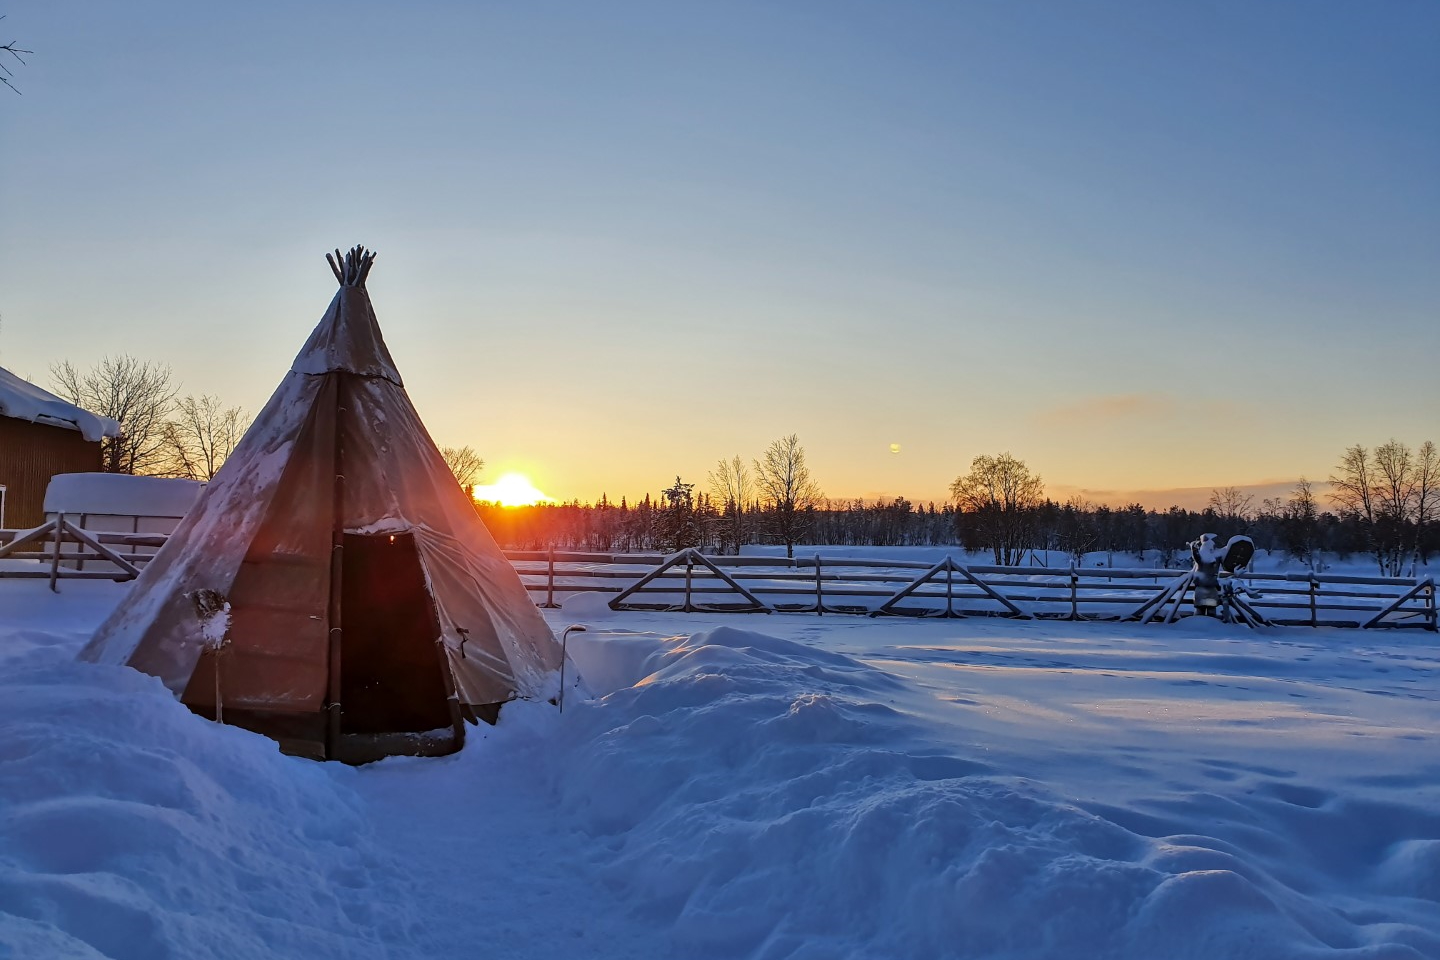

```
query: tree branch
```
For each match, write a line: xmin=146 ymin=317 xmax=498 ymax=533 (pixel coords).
xmin=1 ymin=17 xmax=31 ymax=95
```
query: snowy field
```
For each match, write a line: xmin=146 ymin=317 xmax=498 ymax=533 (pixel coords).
xmin=1 ymin=573 xmax=1437 ymax=960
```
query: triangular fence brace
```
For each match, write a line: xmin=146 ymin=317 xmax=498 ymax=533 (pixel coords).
xmin=1128 ymin=572 xmax=1271 ymax=628
xmin=1362 ymin=577 xmax=1437 ymax=630
xmin=1128 ymin=572 xmax=1193 ymax=624
xmin=875 ymin=555 xmax=1028 ymax=619
xmin=1220 ymin=580 xmax=1272 ymax=628
xmin=0 ymin=514 xmax=141 ymax=591
xmin=610 ymin=548 xmax=770 ymax=613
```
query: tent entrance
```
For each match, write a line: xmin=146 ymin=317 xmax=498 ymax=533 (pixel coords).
xmin=338 ymin=532 xmax=452 ymax=740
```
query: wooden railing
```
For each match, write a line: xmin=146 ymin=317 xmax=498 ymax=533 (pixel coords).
xmin=2 ymin=531 xmax=1433 ymax=629
xmin=506 ymin=548 xmax=1436 ymax=630
xmin=0 ymin=515 xmax=158 ymax=591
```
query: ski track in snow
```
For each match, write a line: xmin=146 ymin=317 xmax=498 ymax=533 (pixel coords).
xmin=1 ymin=577 xmax=1438 ymax=959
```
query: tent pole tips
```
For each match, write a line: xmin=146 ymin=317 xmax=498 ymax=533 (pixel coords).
xmin=326 ymin=245 xmax=377 ymax=287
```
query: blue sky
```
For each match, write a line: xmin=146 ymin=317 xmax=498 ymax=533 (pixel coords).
xmin=1 ymin=2 xmax=1436 ymax=506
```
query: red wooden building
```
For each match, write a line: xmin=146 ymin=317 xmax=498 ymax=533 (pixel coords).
xmin=0 ymin=366 xmax=120 ymax=529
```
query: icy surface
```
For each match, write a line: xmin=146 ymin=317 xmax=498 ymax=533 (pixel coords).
xmin=1 ymin=574 xmax=1437 ymax=959
xmin=0 ymin=366 xmax=121 ymax=443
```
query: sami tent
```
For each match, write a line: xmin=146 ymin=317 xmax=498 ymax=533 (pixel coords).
xmin=80 ymin=247 xmax=562 ymax=762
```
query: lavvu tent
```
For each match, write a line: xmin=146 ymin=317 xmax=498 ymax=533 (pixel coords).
xmin=80 ymin=247 xmax=562 ymax=762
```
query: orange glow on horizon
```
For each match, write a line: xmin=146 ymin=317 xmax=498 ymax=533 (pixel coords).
xmin=471 ymin=472 xmax=555 ymax=508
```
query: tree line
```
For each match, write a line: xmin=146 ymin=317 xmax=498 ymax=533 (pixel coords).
xmin=475 ymin=442 xmax=1438 ymax=578
xmin=478 ymin=434 xmax=826 ymax=559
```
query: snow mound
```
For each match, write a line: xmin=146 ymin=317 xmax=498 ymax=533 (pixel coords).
xmin=2 ymin=591 xmax=1435 ymax=960
xmin=0 ymin=659 xmax=410 ymax=960
xmin=43 ymin=473 xmax=204 ymax=519
xmin=545 ymin=626 xmax=1438 ymax=960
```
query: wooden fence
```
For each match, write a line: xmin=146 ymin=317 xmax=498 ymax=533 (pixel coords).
xmin=0 ymin=514 xmax=154 ymax=591
xmin=2 ymin=529 xmax=1434 ymax=630
xmin=507 ymin=547 xmax=1436 ymax=630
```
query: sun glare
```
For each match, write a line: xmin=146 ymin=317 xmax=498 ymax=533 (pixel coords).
xmin=472 ymin=472 xmax=554 ymax=508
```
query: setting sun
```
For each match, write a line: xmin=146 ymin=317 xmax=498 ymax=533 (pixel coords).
xmin=471 ymin=472 xmax=554 ymax=508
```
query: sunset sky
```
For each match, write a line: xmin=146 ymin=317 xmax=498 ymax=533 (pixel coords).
xmin=1 ymin=2 xmax=1435 ymax=509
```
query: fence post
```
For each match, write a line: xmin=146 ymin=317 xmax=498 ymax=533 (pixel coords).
xmin=684 ymin=553 xmax=694 ymax=612
xmin=1309 ymin=576 xmax=1318 ymax=628
xmin=49 ymin=513 xmax=64 ymax=592
xmin=1069 ymin=563 xmax=1078 ymax=620
xmin=946 ymin=557 xmax=954 ymax=617
xmin=540 ymin=546 xmax=559 ymax=608
xmin=814 ymin=553 xmax=823 ymax=616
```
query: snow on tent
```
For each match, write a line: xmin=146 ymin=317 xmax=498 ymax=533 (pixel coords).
xmin=80 ymin=246 xmax=563 ymax=763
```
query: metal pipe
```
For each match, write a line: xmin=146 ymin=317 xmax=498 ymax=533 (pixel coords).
xmin=558 ymin=624 xmax=587 ymax=713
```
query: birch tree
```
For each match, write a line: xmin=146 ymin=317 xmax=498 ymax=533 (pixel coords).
xmin=1278 ymin=478 xmax=1321 ymax=569
xmin=1207 ymin=486 xmax=1254 ymax=534
xmin=1412 ymin=441 xmax=1438 ymax=570
xmin=950 ymin=453 xmax=1045 ymax=565
xmin=1329 ymin=439 xmax=1437 ymax=575
xmin=161 ymin=395 xmax=251 ymax=481
xmin=440 ymin=446 xmax=485 ymax=493
xmin=753 ymin=435 xmax=823 ymax=559
xmin=707 ymin=455 xmax=752 ymax=555
xmin=51 ymin=355 xmax=178 ymax=475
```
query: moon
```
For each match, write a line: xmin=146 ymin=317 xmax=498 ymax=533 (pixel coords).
xmin=889 ymin=443 xmax=901 ymax=454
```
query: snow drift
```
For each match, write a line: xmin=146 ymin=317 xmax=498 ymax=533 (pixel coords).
xmin=0 ymin=579 xmax=1436 ymax=959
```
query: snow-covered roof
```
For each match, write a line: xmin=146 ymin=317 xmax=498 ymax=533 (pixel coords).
xmin=0 ymin=366 xmax=122 ymax=442
xmin=43 ymin=472 xmax=204 ymax=518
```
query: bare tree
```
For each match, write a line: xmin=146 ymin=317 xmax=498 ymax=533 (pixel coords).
xmin=1279 ymin=478 xmax=1321 ymax=569
xmin=707 ymin=455 xmax=752 ymax=555
xmin=51 ymin=355 xmax=178 ymax=475
xmin=1 ymin=17 xmax=29 ymax=95
xmin=1330 ymin=439 xmax=1437 ymax=575
xmin=440 ymin=445 xmax=485 ymax=492
xmin=753 ymin=434 xmax=823 ymax=559
xmin=1054 ymin=494 xmax=1097 ymax=564
xmin=1207 ymin=486 xmax=1254 ymax=528
xmin=161 ymin=395 xmax=251 ymax=480
xmin=950 ymin=452 xmax=1045 ymax=565
xmin=1413 ymin=441 xmax=1439 ymax=571
xmin=1329 ymin=445 xmax=1377 ymax=521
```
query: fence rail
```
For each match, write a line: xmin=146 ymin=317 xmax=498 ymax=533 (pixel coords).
xmin=2 ymin=530 xmax=1434 ymax=630
xmin=0 ymin=515 xmax=146 ymax=591
xmin=506 ymin=547 xmax=1435 ymax=630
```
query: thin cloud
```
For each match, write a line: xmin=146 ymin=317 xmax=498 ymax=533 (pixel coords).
xmin=1048 ymin=479 xmax=1333 ymax=512
xmin=1033 ymin=393 xmax=1177 ymax=429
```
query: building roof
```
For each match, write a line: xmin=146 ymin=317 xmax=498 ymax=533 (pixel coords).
xmin=0 ymin=365 xmax=122 ymax=442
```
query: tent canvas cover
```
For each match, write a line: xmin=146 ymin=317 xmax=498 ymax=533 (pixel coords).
xmin=81 ymin=247 xmax=562 ymax=762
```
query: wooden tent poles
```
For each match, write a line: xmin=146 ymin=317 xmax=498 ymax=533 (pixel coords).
xmin=324 ymin=374 xmax=347 ymax=761
xmin=326 ymin=246 xmax=376 ymax=288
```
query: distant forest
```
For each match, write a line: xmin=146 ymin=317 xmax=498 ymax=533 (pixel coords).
xmin=474 ymin=476 xmax=1437 ymax=576
xmin=474 ymin=439 xmax=1437 ymax=578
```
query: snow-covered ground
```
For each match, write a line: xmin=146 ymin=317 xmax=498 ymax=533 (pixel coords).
xmin=1 ymin=569 xmax=1437 ymax=959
